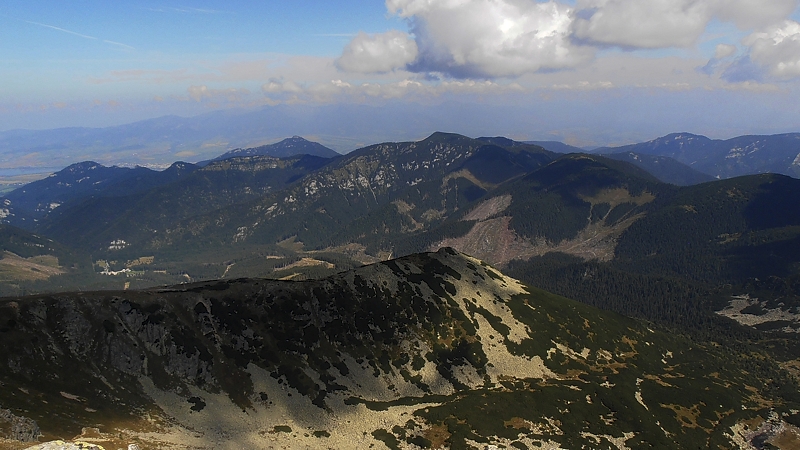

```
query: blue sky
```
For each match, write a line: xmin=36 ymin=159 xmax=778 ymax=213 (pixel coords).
xmin=2 ymin=0 xmax=800 ymax=148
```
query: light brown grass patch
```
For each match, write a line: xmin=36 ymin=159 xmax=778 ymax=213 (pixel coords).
xmin=424 ymin=424 xmax=451 ymax=449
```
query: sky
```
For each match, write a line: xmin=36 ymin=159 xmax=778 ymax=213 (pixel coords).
xmin=2 ymin=0 xmax=800 ymax=148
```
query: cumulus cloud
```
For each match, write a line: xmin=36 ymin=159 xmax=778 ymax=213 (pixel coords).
xmin=572 ymin=0 xmax=711 ymax=48
xmin=698 ymin=44 xmax=738 ymax=75
xmin=572 ymin=0 xmax=799 ymax=49
xmin=714 ymin=44 xmax=738 ymax=59
xmin=743 ymin=20 xmax=800 ymax=79
xmin=336 ymin=0 xmax=799 ymax=80
xmin=262 ymin=78 xmax=303 ymax=94
xmin=344 ymin=0 xmax=593 ymax=78
xmin=713 ymin=0 xmax=799 ymax=30
xmin=336 ymin=30 xmax=418 ymax=73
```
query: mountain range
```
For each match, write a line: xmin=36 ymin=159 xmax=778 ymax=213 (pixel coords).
xmin=1 ymin=131 xmax=799 ymax=448
xmin=2 ymin=99 xmax=798 ymax=181
xmin=1 ymin=133 xmax=798 ymax=323
xmin=591 ymin=133 xmax=800 ymax=179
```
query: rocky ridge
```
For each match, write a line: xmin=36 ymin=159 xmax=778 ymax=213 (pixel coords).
xmin=1 ymin=249 xmax=798 ymax=449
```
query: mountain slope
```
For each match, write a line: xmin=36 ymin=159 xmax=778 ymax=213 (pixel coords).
xmin=382 ymin=155 xmax=800 ymax=338
xmin=501 ymin=172 xmax=800 ymax=338
xmin=0 ymin=161 xmax=198 ymax=228
xmin=204 ymin=136 xmax=340 ymax=162
xmin=613 ymin=173 xmax=800 ymax=282
xmin=41 ymin=133 xmax=553 ymax=258
xmin=595 ymin=132 xmax=800 ymax=179
xmin=413 ymin=154 xmax=670 ymax=266
xmin=0 ymin=133 xmax=558 ymax=294
xmin=523 ymin=138 xmax=718 ymax=186
xmin=0 ymin=224 xmax=89 ymax=294
xmin=37 ymin=154 xmax=333 ymax=253
xmin=604 ymin=151 xmax=715 ymax=186
xmin=524 ymin=140 xmax=586 ymax=153
xmin=1 ymin=249 xmax=796 ymax=449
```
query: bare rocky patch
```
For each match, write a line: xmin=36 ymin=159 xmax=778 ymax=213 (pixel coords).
xmin=716 ymin=294 xmax=800 ymax=333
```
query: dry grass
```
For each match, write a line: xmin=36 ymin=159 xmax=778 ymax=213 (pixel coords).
xmin=0 ymin=252 xmax=64 ymax=281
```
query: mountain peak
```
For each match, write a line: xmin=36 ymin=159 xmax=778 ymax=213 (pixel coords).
xmin=209 ymin=136 xmax=339 ymax=162
xmin=422 ymin=131 xmax=471 ymax=142
xmin=653 ymin=132 xmax=711 ymax=145
xmin=65 ymin=161 xmax=103 ymax=172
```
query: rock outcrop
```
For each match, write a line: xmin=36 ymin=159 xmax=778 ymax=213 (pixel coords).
xmin=0 ymin=408 xmax=40 ymax=442
xmin=1 ymin=249 xmax=798 ymax=449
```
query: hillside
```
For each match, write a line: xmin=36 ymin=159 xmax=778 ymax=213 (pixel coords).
xmin=37 ymin=154 xmax=334 ymax=252
xmin=0 ymin=161 xmax=198 ymax=228
xmin=603 ymin=151 xmax=715 ymax=186
xmin=413 ymin=153 xmax=670 ymax=265
xmin=0 ymin=133 xmax=797 ymax=349
xmin=14 ymin=133 xmax=553 ymax=287
xmin=1 ymin=249 xmax=797 ymax=449
xmin=594 ymin=132 xmax=800 ymax=179
xmin=203 ymin=136 xmax=340 ymax=163
xmin=0 ymin=225 xmax=89 ymax=295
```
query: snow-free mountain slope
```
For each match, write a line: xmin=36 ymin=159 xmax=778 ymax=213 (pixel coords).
xmin=204 ymin=136 xmax=340 ymax=163
xmin=595 ymin=132 xmax=800 ymax=179
xmin=1 ymin=249 xmax=796 ymax=449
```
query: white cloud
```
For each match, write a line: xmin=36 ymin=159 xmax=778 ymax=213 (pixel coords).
xmin=21 ymin=19 xmax=98 ymax=40
xmin=714 ymin=44 xmax=737 ymax=59
xmin=261 ymin=77 xmax=524 ymax=104
xmin=262 ymin=78 xmax=303 ymax=94
xmin=713 ymin=0 xmax=799 ymax=30
xmin=188 ymin=85 xmax=251 ymax=102
xmin=335 ymin=30 xmax=418 ymax=73
xmin=572 ymin=0 xmax=711 ymax=48
xmin=335 ymin=0 xmax=800 ymax=80
xmin=550 ymin=80 xmax=614 ymax=91
xmin=743 ymin=20 xmax=800 ymax=78
xmin=380 ymin=0 xmax=592 ymax=77
xmin=572 ymin=0 xmax=799 ymax=49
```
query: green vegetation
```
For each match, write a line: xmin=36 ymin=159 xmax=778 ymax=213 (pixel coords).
xmin=3 ymin=249 xmax=797 ymax=448
xmin=2 ymin=132 xmax=800 ymax=448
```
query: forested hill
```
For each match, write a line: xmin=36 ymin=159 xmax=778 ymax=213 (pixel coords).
xmin=594 ymin=132 xmax=800 ymax=179
xmin=202 ymin=135 xmax=340 ymax=163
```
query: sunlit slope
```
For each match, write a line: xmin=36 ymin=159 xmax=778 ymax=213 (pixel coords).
xmin=1 ymin=248 xmax=796 ymax=449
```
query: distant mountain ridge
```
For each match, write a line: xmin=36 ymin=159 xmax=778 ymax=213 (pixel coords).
xmin=593 ymin=132 xmax=800 ymax=179
xmin=525 ymin=140 xmax=586 ymax=153
xmin=526 ymin=139 xmax=714 ymax=186
xmin=0 ymin=161 xmax=198 ymax=227
xmin=202 ymin=135 xmax=340 ymax=164
xmin=602 ymin=151 xmax=715 ymax=186
xmin=1 ymin=131 xmax=799 ymax=342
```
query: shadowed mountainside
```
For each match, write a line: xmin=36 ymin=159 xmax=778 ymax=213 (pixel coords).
xmin=1 ymin=249 xmax=798 ymax=449
xmin=201 ymin=136 xmax=340 ymax=163
xmin=594 ymin=132 xmax=800 ymax=179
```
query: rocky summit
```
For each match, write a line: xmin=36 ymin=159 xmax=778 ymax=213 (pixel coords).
xmin=1 ymin=249 xmax=799 ymax=449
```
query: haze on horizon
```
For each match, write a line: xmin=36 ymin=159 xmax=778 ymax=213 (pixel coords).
xmin=2 ymin=0 xmax=800 ymax=151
